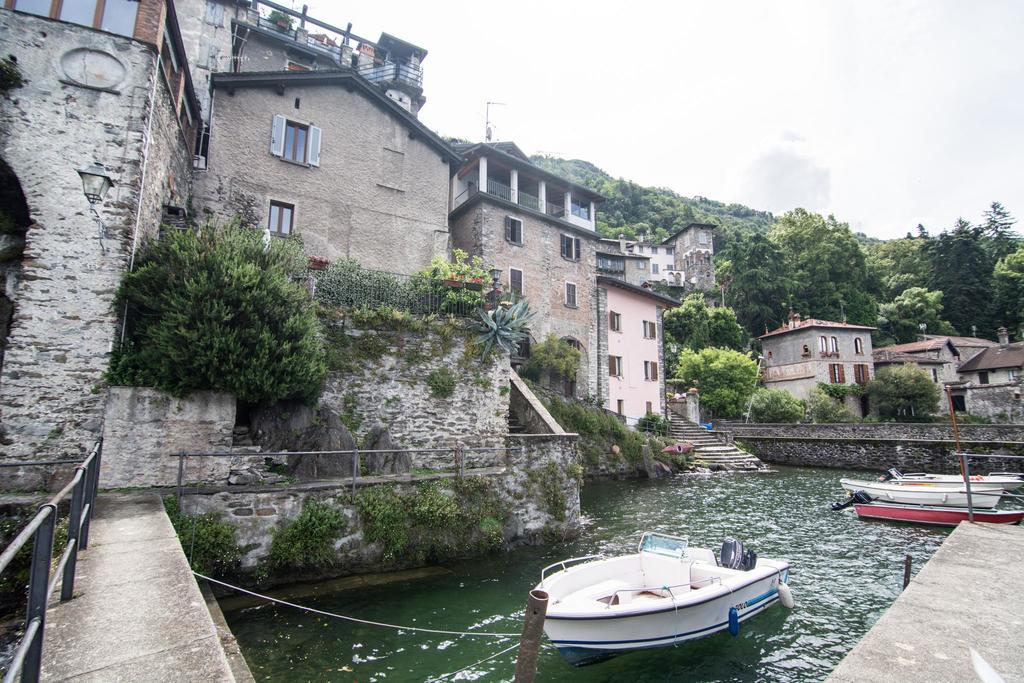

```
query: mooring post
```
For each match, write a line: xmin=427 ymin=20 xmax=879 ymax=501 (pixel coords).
xmin=903 ymin=554 xmax=912 ymax=590
xmin=513 ymin=588 xmax=549 ymax=683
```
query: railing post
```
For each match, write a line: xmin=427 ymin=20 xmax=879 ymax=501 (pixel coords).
xmin=176 ymin=453 xmax=185 ymax=513
xmin=456 ymin=447 xmax=464 ymax=479
xmin=79 ymin=444 xmax=101 ymax=550
xmin=960 ymin=452 xmax=974 ymax=522
xmin=23 ymin=504 xmax=56 ymax=683
xmin=352 ymin=449 xmax=359 ymax=498
xmin=60 ymin=468 xmax=86 ymax=601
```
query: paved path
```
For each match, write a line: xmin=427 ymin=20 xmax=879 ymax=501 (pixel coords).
xmin=41 ymin=494 xmax=242 ymax=682
xmin=828 ymin=521 xmax=1024 ymax=682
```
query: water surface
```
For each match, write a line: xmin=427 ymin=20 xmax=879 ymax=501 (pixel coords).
xmin=223 ymin=467 xmax=952 ymax=681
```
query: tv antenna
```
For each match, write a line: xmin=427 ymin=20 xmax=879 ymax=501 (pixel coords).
xmin=485 ymin=101 xmax=506 ymax=142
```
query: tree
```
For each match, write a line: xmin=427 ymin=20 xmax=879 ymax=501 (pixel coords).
xmin=108 ymin=222 xmax=326 ymax=404
xmin=991 ymin=246 xmax=1024 ymax=339
xmin=748 ymin=389 xmax=805 ymax=423
xmin=662 ymin=293 xmax=747 ymax=353
xmin=876 ymin=287 xmax=956 ymax=345
xmin=673 ymin=348 xmax=758 ymax=418
xmin=981 ymin=201 xmax=1019 ymax=263
xmin=768 ymin=209 xmax=878 ymax=326
xmin=520 ymin=335 xmax=581 ymax=385
xmin=866 ymin=365 xmax=941 ymax=420
xmin=924 ymin=218 xmax=995 ymax=337
xmin=806 ymin=387 xmax=857 ymax=423
xmin=866 ymin=237 xmax=931 ymax=300
xmin=716 ymin=233 xmax=791 ymax=336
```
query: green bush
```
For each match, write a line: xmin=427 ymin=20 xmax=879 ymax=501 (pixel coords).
xmin=0 ymin=58 xmax=23 ymax=92
xmin=267 ymin=499 xmax=346 ymax=573
xmin=163 ymin=497 xmax=241 ymax=577
xmin=636 ymin=413 xmax=667 ymax=436
xmin=867 ymin=365 xmax=941 ymax=421
xmin=748 ymin=388 xmax=805 ymax=423
xmin=674 ymin=348 xmax=759 ymax=418
xmin=521 ymin=335 xmax=581 ymax=384
xmin=108 ymin=222 xmax=326 ymax=404
xmin=807 ymin=387 xmax=858 ymax=423
xmin=426 ymin=367 xmax=456 ymax=398
xmin=543 ymin=393 xmax=649 ymax=465
xmin=355 ymin=486 xmax=409 ymax=560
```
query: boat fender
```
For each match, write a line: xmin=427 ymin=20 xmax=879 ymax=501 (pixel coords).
xmin=778 ymin=582 xmax=795 ymax=609
xmin=728 ymin=607 xmax=739 ymax=636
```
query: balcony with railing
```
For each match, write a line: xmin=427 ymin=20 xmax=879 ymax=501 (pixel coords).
xmin=358 ymin=61 xmax=424 ymax=89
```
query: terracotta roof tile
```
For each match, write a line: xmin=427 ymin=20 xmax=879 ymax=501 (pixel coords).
xmin=759 ymin=318 xmax=876 ymax=339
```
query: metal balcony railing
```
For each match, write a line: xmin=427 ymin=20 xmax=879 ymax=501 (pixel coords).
xmin=357 ymin=61 xmax=424 ymax=88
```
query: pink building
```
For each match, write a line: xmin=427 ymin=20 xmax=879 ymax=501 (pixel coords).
xmin=598 ymin=277 xmax=679 ymax=423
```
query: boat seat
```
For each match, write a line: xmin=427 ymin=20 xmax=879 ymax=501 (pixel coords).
xmin=562 ymin=579 xmax=633 ymax=608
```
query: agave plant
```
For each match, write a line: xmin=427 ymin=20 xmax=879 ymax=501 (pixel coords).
xmin=475 ymin=299 xmax=535 ymax=359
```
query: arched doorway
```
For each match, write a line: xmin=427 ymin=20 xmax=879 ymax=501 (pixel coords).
xmin=561 ymin=336 xmax=583 ymax=398
xmin=0 ymin=157 xmax=30 ymax=371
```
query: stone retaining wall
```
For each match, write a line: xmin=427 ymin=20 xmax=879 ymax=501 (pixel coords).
xmin=719 ymin=422 xmax=1024 ymax=442
xmin=100 ymin=387 xmax=236 ymax=487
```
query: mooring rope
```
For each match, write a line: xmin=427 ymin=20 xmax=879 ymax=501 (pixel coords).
xmin=194 ymin=573 xmax=521 ymax=638
xmin=426 ymin=642 xmax=520 ymax=682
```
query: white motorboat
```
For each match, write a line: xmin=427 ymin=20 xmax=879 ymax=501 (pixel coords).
xmin=882 ymin=468 xmax=1024 ymax=492
xmin=536 ymin=533 xmax=793 ymax=666
xmin=840 ymin=478 xmax=1005 ymax=509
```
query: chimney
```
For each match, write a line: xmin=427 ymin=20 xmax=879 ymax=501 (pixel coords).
xmin=618 ymin=233 xmax=626 ymax=254
xmin=998 ymin=326 xmax=1009 ymax=347
xmin=788 ymin=310 xmax=801 ymax=329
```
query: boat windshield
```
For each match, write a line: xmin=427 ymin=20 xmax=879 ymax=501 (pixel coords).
xmin=639 ymin=533 xmax=688 ymax=558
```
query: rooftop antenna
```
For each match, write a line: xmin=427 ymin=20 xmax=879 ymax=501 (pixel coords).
xmin=485 ymin=101 xmax=506 ymax=142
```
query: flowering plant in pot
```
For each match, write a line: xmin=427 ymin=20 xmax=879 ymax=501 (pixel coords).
xmin=307 ymin=255 xmax=329 ymax=271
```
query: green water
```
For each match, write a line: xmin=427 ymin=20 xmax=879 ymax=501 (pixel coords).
xmin=223 ymin=467 xmax=952 ymax=682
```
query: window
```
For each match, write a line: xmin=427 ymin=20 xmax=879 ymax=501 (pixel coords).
xmin=854 ymin=364 xmax=870 ymax=385
xmin=564 ymin=282 xmax=578 ymax=308
xmin=636 ymin=260 xmax=647 ymax=270
xmin=609 ymin=311 xmax=621 ymax=332
xmin=205 ymin=1 xmax=225 ymax=26
xmin=819 ymin=336 xmax=828 ymax=353
xmin=101 ymin=0 xmax=139 ymax=36
xmin=268 ymin=201 xmax=294 ymax=237
xmin=616 ymin=399 xmax=624 ymax=415
xmin=666 ymin=247 xmax=674 ymax=256
xmin=646 ymin=401 xmax=654 ymax=415
xmin=560 ymin=234 xmax=581 ymax=261
xmin=642 ymin=320 xmax=657 ymax=339
xmin=644 ymin=361 xmax=659 ymax=381
xmin=652 ymin=263 xmax=659 ymax=274
xmin=979 ymin=371 xmax=989 ymax=385
xmin=60 ymin=1 xmax=99 ymax=25
xmin=12 ymin=0 xmax=52 ymax=17
xmin=509 ymin=268 xmax=523 ymax=295
xmin=699 ymin=231 xmax=709 ymax=245
xmin=854 ymin=338 xmax=864 ymax=355
xmin=829 ymin=364 xmax=846 ymax=384
xmin=570 ymin=197 xmax=590 ymax=220
xmin=802 ymin=344 xmax=811 ymax=357
xmin=505 ymin=216 xmax=523 ymax=245
xmin=650 ymin=246 xmax=658 ymax=255
xmin=1010 ymin=369 xmax=1020 ymax=382
xmin=636 ymin=245 xmax=644 ymax=253
xmin=608 ymin=355 xmax=623 ymax=377
xmin=767 ymin=351 xmax=773 ymax=359
xmin=270 ymin=115 xmax=322 ymax=167
xmin=830 ymin=336 xmax=839 ymax=354
xmin=932 ymin=368 xmax=939 ymax=382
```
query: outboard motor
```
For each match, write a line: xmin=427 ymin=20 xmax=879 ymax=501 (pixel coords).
xmin=741 ymin=548 xmax=758 ymax=571
xmin=720 ymin=539 xmax=759 ymax=570
xmin=831 ymin=489 xmax=874 ymax=511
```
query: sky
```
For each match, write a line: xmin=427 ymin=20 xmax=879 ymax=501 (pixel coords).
xmin=303 ymin=0 xmax=1024 ymax=239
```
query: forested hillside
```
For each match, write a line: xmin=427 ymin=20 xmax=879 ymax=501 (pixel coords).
xmin=529 ymin=155 xmax=1022 ymax=346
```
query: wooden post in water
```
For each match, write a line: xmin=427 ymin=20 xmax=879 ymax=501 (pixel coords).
xmin=902 ymin=554 xmax=912 ymax=590
xmin=514 ymin=589 xmax=549 ymax=683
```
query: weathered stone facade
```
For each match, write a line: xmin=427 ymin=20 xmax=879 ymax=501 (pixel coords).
xmin=318 ymin=326 xmax=511 ymax=467
xmin=100 ymin=387 xmax=235 ymax=487
xmin=193 ymin=73 xmax=455 ymax=275
xmin=450 ymin=200 xmax=600 ymax=399
xmin=0 ymin=11 xmax=194 ymax=483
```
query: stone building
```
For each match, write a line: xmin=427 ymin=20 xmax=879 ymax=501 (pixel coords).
xmin=950 ymin=328 xmax=1024 ymax=421
xmin=188 ymin=2 xmax=459 ymax=273
xmin=0 ymin=2 xmax=198 ymax=479
xmin=759 ymin=312 xmax=876 ymax=417
xmin=598 ymin=276 xmax=677 ymax=423
xmin=662 ymin=222 xmax=717 ymax=290
xmin=596 ymin=237 xmax=651 ymax=287
xmin=873 ymin=337 xmax=961 ymax=384
xmin=449 ymin=142 xmax=605 ymax=400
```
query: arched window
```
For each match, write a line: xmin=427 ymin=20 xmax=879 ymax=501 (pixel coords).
xmin=819 ymin=336 xmax=828 ymax=353
xmin=830 ymin=336 xmax=839 ymax=353
xmin=854 ymin=338 xmax=864 ymax=354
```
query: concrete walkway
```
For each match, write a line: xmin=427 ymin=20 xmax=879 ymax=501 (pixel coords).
xmin=41 ymin=494 xmax=243 ymax=682
xmin=828 ymin=522 xmax=1024 ymax=682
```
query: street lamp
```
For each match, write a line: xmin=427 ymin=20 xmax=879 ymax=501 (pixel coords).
xmin=77 ymin=162 xmax=114 ymax=204
xmin=487 ymin=267 xmax=503 ymax=310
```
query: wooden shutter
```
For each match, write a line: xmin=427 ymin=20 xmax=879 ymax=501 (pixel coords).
xmin=574 ymin=237 xmax=581 ymax=260
xmin=510 ymin=268 xmax=523 ymax=294
xmin=308 ymin=125 xmax=322 ymax=167
xmin=270 ymin=115 xmax=286 ymax=156
xmin=608 ymin=355 xmax=616 ymax=376
xmin=839 ymin=365 xmax=846 ymax=383
xmin=505 ymin=216 xmax=512 ymax=241
xmin=652 ymin=362 xmax=659 ymax=381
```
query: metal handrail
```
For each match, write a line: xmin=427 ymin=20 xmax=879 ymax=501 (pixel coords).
xmin=1 ymin=439 xmax=102 ymax=683
xmin=540 ymin=555 xmax=603 ymax=584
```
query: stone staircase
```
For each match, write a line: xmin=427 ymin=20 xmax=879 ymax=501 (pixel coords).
xmin=667 ymin=416 xmax=765 ymax=471
xmin=227 ymin=426 xmax=288 ymax=485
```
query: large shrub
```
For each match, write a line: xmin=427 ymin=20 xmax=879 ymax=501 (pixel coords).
xmin=807 ymin=387 xmax=858 ymax=423
xmin=673 ymin=348 xmax=759 ymax=418
xmin=521 ymin=335 xmax=581 ymax=384
xmin=108 ymin=222 xmax=326 ymax=403
xmin=748 ymin=388 xmax=805 ymax=423
xmin=867 ymin=365 xmax=941 ymax=420
xmin=266 ymin=499 xmax=346 ymax=573
xmin=164 ymin=497 xmax=241 ymax=577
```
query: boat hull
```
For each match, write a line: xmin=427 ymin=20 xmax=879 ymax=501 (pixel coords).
xmin=854 ymin=502 xmax=1024 ymax=527
xmin=841 ymin=478 xmax=1003 ymax=509
xmin=544 ymin=567 xmax=789 ymax=665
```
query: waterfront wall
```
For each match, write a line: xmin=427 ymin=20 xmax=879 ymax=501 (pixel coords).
xmin=185 ymin=432 xmax=581 ymax=579
xmin=719 ymin=422 xmax=1024 ymax=442
xmin=100 ymin=387 xmax=236 ymax=487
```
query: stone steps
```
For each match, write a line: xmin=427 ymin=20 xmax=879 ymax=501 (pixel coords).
xmin=667 ymin=416 xmax=765 ymax=471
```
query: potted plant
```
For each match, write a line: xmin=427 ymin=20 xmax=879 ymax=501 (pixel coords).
xmin=466 ymin=276 xmax=485 ymax=291
xmin=268 ymin=10 xmax=293 ymax=31
xmin=308 ymin=255 xmax=329 ymax=271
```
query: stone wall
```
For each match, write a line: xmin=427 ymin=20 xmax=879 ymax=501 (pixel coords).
xmin=100 ymin=387 xmax=235 ymax=487
xmin=719 ymin=421 xmax=1024 ymax=442
xmin=0 ymin=12 xmax=192 ymax=487
xmin=184 ymin=432 xmax=581 ymax=578
xmin=317 ymin=324 xmax=510 ymax=469
xmin=964 ymin=383 xmax=1024 ymax=423
xmin=738 ymin=435 xmax=1024 ymax=474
